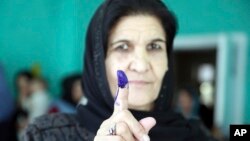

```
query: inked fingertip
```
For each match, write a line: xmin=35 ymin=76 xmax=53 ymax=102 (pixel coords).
xmin=117 ymin=70 xmax=128 ymax=88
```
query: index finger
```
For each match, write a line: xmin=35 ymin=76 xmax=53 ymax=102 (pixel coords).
xmin=113 ymin=70 xmax=129 ymax=114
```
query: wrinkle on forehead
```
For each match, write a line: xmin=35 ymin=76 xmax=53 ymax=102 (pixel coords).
xmin=109 ymin=15 xmax=166 ymax=45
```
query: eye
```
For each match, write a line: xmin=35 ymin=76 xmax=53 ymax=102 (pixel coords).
xmin=114 ymin=43 xmax=129 ymax=51
xmin=147 ymin=42 xmax=162 ymax=51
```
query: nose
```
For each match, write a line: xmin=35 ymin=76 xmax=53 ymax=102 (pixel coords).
xmin=129 ymin=47 xmax=150 ymax=73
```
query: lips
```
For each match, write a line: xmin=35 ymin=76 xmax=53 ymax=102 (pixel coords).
xmin=128 ymin=80 xmax=152 ymax=85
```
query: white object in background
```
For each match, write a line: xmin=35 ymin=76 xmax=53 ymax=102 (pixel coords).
xmin=200 ymin=82 xmax=214 ymax=107
xmin=198 ymin=64 xmax=215 ymax=83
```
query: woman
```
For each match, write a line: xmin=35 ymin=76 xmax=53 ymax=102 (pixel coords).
xmin=176 ymin=86 xmax=200 ymax=119
xmin=15 ymin=71 xmax=33 ymax=110
xmin=48 ymin=74 xmax=86 ymax=113
xmin=15 ymin=71 xmax=33 ymax=141
xmin=27 ymin=77 xmax=51 ymax=122
xmin=61 ymin=74 xmax=84 ymax=107
xmin=23 ymin=0 xmax=216 ymax=141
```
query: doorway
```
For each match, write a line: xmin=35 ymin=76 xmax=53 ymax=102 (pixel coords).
xmin=174 ymin=48 xmax=217 ymax=130
xmin=173 ymin=33 xmax=247 ymax=138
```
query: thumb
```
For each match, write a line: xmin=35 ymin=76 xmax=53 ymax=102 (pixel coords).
xmin=139 ymin=117 xmax=156 ymax=134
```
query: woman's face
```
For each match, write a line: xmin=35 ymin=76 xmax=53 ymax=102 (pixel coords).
xmin=17 ymin=76 xmax=30 ymax=96
xmin=105 ymin=15 xmax=168 ymax=111
xmin=178 ymin=90 xmax=193 ymax=116
xmin=72 ymin=80 xmax=83 ymax=103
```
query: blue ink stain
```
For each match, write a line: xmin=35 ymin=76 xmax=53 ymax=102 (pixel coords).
xmin=117 ymin=70 xmax=128 ymax=88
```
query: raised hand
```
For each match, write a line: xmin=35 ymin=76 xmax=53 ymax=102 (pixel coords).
xmin=94 ymin=70 xmax=156 ymax=141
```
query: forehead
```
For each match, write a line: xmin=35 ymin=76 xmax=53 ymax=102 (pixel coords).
xmin=109 ymin=15 xmax=165 ymax=41
xmin=18 ymin=76 xmax=29 ymax=81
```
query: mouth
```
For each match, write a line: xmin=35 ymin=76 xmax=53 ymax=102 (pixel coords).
xmin=128 ymin=80 xmax=152 ymax=86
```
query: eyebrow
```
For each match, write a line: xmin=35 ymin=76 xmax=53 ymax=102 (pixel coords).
xmin=110 ymin=38 xmax=166 ymax=46
xmin=110 ymin=40 xmax=130 ymax=46
xmin=150 ymin=38 xmax=166 ymax=43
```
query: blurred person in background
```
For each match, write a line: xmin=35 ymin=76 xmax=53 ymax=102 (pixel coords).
xmin=0 ymin=64 xmax=17 ymax=141
xmin=15 ymin=71 xmax=33 ymax=111
xmin=176 ymin=86 xmax=220 ymax=141
xmin=15 ymin=70 xmax=33 ymax=140
xmin=49 ymin=74 xmax=87 ymax=113
xmin=26 ymin=77 xmax=51 ymax=122
xmin=176 ymin=86 xmax=200 ymax=119
xmin=15 ymin=72 xmax=51 ymax=139
xmin=61 ymin=74 xmax=86 ymax=107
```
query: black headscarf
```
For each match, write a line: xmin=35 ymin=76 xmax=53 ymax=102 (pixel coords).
xmin=77 ymin=0 xmax=209 ymax=140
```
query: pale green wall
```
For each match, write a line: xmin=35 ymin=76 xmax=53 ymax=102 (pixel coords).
xmin=0 ymin=0 xmax=249 ymax=125
xmin=0 ymin=0 xmax=91 ymax=96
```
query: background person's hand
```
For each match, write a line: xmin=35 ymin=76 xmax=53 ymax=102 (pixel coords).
xmin=94 ymin=84 xmax=156 ymax=141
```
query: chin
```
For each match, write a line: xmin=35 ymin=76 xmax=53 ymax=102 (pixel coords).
xmin=128 ymin=92 xmax=155 ymax=111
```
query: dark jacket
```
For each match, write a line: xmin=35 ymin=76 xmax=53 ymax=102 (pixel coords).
xmin=22 ymin=113 xmax=94 ymax=141
xmin=22 ymin=113 xmax=217 ymax=141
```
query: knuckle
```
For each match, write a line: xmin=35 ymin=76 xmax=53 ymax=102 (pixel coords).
xmin=135 ymin=126 xmax=145 ymax=135
xmin=117 ymin=122 xmax=129 ymax=134
xmin=123 ymin=109 xmax=130 ymax=115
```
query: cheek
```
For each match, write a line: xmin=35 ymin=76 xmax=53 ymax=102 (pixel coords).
xmin=105 ymin=55 xmax=128 ymax=97
xmin=151 ymin=54 xmax=168 ymax=80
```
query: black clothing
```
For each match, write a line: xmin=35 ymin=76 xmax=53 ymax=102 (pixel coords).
xmin=23 ymin=113 xmax=94 ymax=141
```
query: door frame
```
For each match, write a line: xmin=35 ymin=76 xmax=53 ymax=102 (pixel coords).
xmin=173 ymin=33 xmax=247 ymax=129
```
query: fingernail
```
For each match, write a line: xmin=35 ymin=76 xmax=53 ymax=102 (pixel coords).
xmin=141 ymin=134 xmax=150 ymax=141
xmin=117 ymin=70 xmax=128 ymax=88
